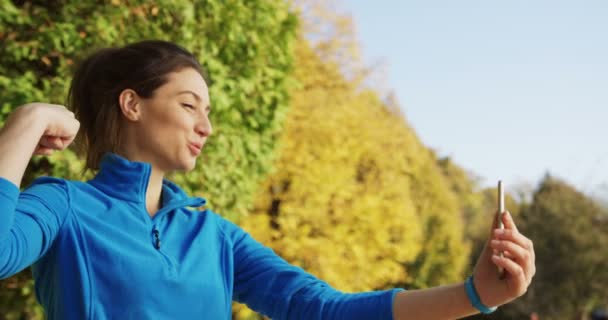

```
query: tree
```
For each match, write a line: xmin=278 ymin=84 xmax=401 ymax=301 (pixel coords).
xmin=476 ymin=176 xmax=608 ymax=319
xmin=0 ymin=1 xmax=297 ymax=318
xmin=518 ymin=176 xmax=608 ymax=319
xmin=234 ymin=35 xmax=470 ymax=319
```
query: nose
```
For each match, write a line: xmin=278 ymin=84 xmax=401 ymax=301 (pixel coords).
xmin=195 ymin=114 xmax=213 ymax=138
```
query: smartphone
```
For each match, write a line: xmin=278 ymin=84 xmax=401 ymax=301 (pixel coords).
xmin=497 ymin=180 xmax=505 ymax=278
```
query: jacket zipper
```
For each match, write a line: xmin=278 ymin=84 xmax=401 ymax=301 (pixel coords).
xmin=140 ymin=163 xmax=206 ymax=274
xmin=148 ymin=197 xmax=206 ymax=249
xmin=152 ymin=228 xmax=161 ymax=249
xmin=151 ymin=224 xmax=177 ymax=276
xmin=148 ymin=198 xmax=206 ymax=276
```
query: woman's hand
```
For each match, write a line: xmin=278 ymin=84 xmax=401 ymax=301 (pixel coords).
xmin=10 ymin=103 xmax=80 ymax=156
xmin=0 ymin=102 xmax=79 ymax=187
xmin=472 ymin=211 xmax=536 ymax=308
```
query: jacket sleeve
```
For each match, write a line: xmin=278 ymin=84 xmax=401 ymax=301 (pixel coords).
xmin=218 ymin=215 xmax=403 ymax=320
xmin=0 ymin=176 xmax=70 ymax=279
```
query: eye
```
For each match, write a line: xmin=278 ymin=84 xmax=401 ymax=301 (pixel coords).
xmin=181 ymin=103 xmax=195 ymax=110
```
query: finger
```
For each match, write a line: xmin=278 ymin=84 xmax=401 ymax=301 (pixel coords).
xmin=493 ymin=228 xmax=531 ymax=250
xmin=40 ymin=136 xmax=64 ymax=149
xmin=502 ymin=251 xmax=516 ymax=260
xmin=58 ymin=137 xmax=69 ymax=149
xmin=502 ymin=211 xmax=518 ymax=232
xmin=493 ymin=228 xmax=535 ymax=264
xmin=495 ymin=250 xmax=522 ymax=264
xmin=490 ymin=239 xmax=533 ymax=283
xmin=496 ymin=250 xmax=533 ymax=279
xmin=485 ymin=212 xmax=505 ymax=260
xmin=490 ymin=240 xmax=529 ymax=263
xmin=34 ymin=146 xmax=54 ymax=156
xmin=494 ymin=230 xmax=536 ymax=274
xmin=491 ymin=254 xmax=528 ymax=297
xmin=59 ymin=136 xmax=74 ymax=149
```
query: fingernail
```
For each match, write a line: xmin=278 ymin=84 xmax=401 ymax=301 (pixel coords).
xmin=494 ymin=229 xmax=504 ymax=235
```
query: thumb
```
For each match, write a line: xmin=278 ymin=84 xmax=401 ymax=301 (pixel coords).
xmin=40 ymin=136 xmax=64 ymax=149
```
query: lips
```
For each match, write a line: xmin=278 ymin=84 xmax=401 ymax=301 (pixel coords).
xmin=188 ymin=142 xmax=202 ymax=155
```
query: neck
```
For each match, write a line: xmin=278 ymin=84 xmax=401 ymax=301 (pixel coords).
xmin=146 ymin=167 xmax=164 ymax=217
xmin=116 ymin=146 xmax=166 ymax=217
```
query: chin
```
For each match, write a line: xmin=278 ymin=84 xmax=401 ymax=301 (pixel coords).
xmin=167 ymin=156 xmax=195 ymax=173
xmin=182 ymin=155 xmax=198 ymax=172
xmin=183 ymin=163 xmax=196 ymax=172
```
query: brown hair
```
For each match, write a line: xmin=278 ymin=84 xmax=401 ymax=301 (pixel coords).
xmin=68 ymin=40 xmax=204 ymax=171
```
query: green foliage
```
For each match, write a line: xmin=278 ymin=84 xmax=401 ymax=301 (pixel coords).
xmin=0 ymin=270 xmax=42 ymax=320
xmin=0 ymin=0 xmax=297 ymax=218
xmin=0 ymin=0 xmax=297 ymax=318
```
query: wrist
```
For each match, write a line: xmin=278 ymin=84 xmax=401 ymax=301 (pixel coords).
xmin=21 ymin=103 xmax=50 ymax=129
xmin=0 ymin=104 xmax=48 ymax=187
xmin=465 ymin=275 xmax=497 ymax=314
xmin=472 ymin=274 xmax=494 ymax=307
xmin=7 ymin=104 xmax=47 ymax=133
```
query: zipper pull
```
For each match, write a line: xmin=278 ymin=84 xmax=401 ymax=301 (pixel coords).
xmin=152 ymin=228 xmax=161 ymax=249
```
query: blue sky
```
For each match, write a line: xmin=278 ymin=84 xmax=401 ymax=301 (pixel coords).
xmin=347 ymin=0 xmax=608 ymax=198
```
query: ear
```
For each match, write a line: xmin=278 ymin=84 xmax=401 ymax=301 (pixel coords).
xmin=118 ymin=89 xmax=143 ymax=122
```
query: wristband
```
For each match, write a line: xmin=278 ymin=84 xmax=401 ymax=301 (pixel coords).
xmin=465 ymin=275 xmax=497 ymax=314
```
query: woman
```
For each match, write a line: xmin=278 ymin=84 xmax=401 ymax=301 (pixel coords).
xmin=0 ymin=40 xmax=535 ymax=319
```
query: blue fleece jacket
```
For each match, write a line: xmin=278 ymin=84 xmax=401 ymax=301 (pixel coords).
xmin=0 ymin=153 xmax=402 ymax=319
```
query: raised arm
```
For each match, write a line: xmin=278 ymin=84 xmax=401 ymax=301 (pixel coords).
xmin=0 ymin=103 xmax=79 ymax=187
xmin=0 ymin=103 xmax=79 ymax=278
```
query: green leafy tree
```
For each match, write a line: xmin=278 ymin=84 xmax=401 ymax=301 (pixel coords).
xmin=513 ymin=176 xmax=608 ymax=319
xmin=469 ymin=176 xmax=608 ymax=319
xmin=0 ymin=0 xmax=297 ymax=318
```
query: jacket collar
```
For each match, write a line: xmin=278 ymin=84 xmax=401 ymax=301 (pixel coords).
xmin=88 ymin=152 xmax=206 ymax=209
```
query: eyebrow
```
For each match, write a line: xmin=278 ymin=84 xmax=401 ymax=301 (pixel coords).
xmin=177 ymin=90 xmax=202 ymax=102
xmin=177 ymin=90 xmax=212 ymax=110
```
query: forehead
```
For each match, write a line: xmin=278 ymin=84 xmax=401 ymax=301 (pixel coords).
xmin=161 ymin=68 xmax=209 ymax=101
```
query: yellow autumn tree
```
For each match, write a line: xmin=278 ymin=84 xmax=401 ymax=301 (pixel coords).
xmin=233 ymin=40 xmax=471 ymax=319
xmin=232 ymin=3 xmax=473 ymax=318
xmin=243 ymin=40 xmax=423 ymax=290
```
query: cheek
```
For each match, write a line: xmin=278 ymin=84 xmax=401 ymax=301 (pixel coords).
xmin=167 ymin=117 xmax=195 ymax=153
xmin=143 ymin=114 xmax=189 ymax=148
